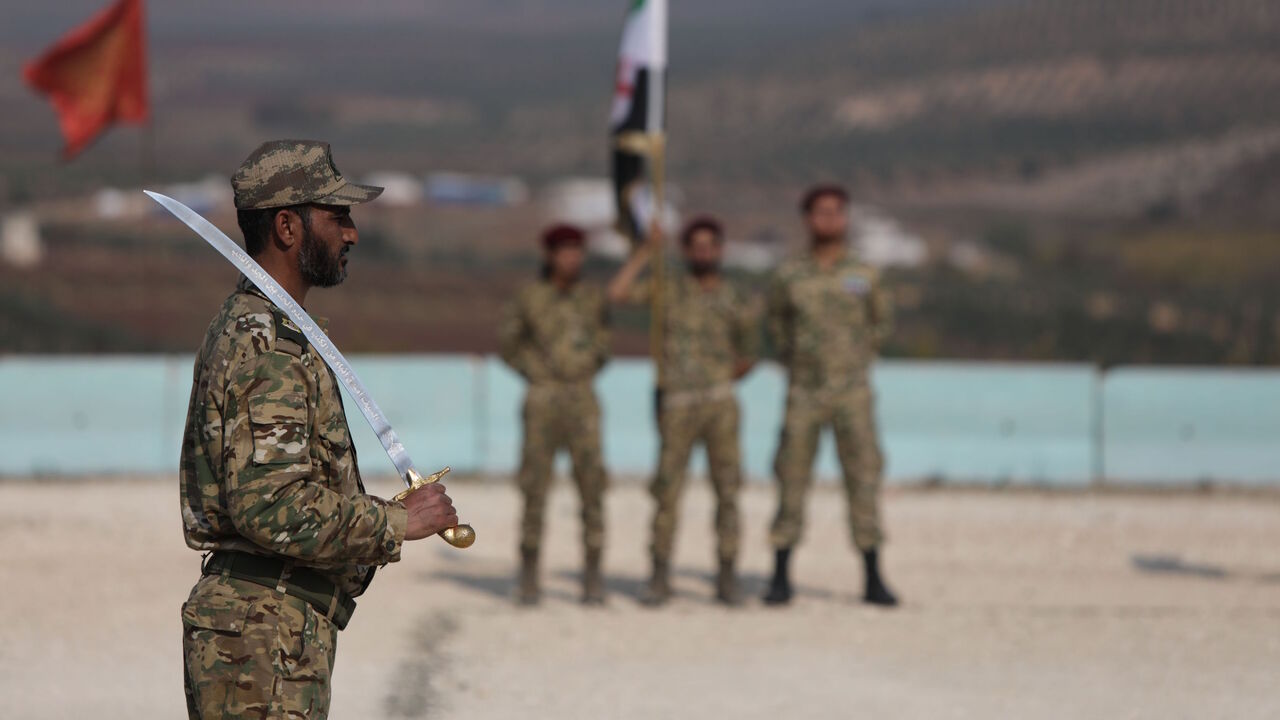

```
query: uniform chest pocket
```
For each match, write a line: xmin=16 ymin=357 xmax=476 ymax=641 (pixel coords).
xmin=827 ymin=282 xmax=868 ymax=324
xmin=840 ymin=273 xmax=872 ymax=297
xmin=248 ymin=393 xmax=311 ymax=465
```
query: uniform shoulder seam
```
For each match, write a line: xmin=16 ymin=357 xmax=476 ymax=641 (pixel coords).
xmin=221 ymin=294 xmax=277 ymax=359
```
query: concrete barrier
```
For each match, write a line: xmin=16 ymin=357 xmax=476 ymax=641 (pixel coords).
xmin=1101 ymin=367 xmax=1280 ymax=484
xmin=1 ymin=355 xmax=1275 ymax=485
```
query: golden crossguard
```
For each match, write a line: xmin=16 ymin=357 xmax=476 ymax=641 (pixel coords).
xmin=393 ymin=467 xmax=476 ymax=549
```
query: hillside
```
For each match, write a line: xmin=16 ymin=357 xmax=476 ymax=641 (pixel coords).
xmin=1 ymin=0 xmax=1278 ymax=362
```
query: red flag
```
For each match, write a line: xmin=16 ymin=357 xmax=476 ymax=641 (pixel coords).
xmin=23 ymin=0 xmax=148 ymax=160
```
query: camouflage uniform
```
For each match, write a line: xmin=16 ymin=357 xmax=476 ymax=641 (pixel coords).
xmin=767 ymin=252 xmax=892 ymax=551
xmin=179 ymin=139 xmax=397 ymax=720
xmin=180 ymin=277 xmax=406 ymax=719
xmin=498 ymin=280 xmax=610 ymax=555
xmin=633 ymin=274 xmax=758 ymax=564
xmin=182 ymin=576 xmax=337 ymax=720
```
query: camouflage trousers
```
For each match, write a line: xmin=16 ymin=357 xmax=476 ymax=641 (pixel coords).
xmin=182 ymin=575 xmax=337 ymax=720
xmin=517 ymin=381 xmax=607 ymax=554
xmin=651 ymin=389 xmax=741 ymax=563
xmin=770 ymin=381 xmax=884 ymax=551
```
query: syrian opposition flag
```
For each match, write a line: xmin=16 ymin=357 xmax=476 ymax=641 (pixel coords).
xmin=611 ymin=0 xmax=667 ymax=243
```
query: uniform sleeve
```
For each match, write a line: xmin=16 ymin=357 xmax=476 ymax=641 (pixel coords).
xmin=766 ymin=271 xmax=793 ymax=364
xmin=732 ymin=290 xmax=762 ymax=363
xmin=497 ymin=293 xmax=545 ymax=381
xmin=221 ymin=349 xmax=406 ymax=568
xmin=869 ymin=275 xmax=894 ymax=348
xmin=591 ymin=292 xmax=612 ymax=372
xmin=625 ymin=281 xmax=652 ymax=305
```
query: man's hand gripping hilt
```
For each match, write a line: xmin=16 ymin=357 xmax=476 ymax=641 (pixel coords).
xmin=394 ymin=467 xmax=476 ymax=549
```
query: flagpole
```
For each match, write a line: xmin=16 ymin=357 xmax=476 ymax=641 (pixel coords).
xmin=649 ymin=133 xmax=667 ymax=401
xmin=649 ymin=0 xmax=668 ymax=412
xmin=610 ymin=0 xmax=669 ymax=414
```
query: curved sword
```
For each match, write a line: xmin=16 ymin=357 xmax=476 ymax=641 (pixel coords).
xmin=146 ymin=190 xmax=474 ymax=548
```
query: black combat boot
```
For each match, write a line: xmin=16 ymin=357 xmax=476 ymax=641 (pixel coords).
xmin=762 ymin=547 xmax=793 ymax=605
xmin=582 ymin=548 xmax=605 ymax=605
xmin=517 ymin=547 xmax=540 ymax=606
xmin=862 ymin=547 xmax=898 ymax=607
xmin=715 ymin=558 xmax=740 ymax=606
xmin=641 ymin=556 xmax=671 ymax=606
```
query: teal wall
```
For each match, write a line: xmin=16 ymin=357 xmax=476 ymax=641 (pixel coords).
xmin=2 ymin=355 xmax=1277 ymax=485
xmin=1101 ymin=367 xmax=1280 ymax=484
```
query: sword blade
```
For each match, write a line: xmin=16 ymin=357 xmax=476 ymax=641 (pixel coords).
xmin=145 ymin=190 xmax=416 ymax=483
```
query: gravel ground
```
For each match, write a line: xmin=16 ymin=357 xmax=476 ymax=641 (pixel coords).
xmin=1 ymin=477 xmax=1278 ymax=719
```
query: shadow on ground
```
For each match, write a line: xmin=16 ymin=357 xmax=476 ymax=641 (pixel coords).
xmin=1131 ymin=554 xmax=1229 ymax=579
xmin=1131 ymin=554 xmax=1280 ymax=584
xmin=423 ymin=566 xmax=848 ymax=605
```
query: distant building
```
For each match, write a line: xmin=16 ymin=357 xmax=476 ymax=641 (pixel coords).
xmin=425 ymin=172 xmax=528 ymax=207
xmin=544 ymin=178 xmax=617 ymax=229
xmin=1 ymin=212 xmax=43 ymax=269
xmin=93 ymin=188 xmax=149 ymax=220
xmin=151 ymin=176 xmax=234 ymax=216
xmin=362 ymin=172 xmax=423 ymax=207
xmin=852 ymin=206 xmax=928 ymax=268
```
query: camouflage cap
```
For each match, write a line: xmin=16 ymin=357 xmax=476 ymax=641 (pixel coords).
xmin=231 ymin=139 xmax=383 ymax=210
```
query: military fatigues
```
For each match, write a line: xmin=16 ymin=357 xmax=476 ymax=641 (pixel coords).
xmin=634 ymin=274 xmax=758 ymax=564
xmin=180 ymin=276 xmax=406 ymax=719
xmin=498 ymin=280 xmax=610 ymax=555
xmin=767 ymin=253 xmax=891 ymax=551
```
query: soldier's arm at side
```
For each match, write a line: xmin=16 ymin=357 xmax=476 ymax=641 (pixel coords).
xmin=870 ymin=274 xmax=894 ymax=348
xmin=732 ymin=289 xmax=762 ymax=380
xmin=766 ymin=271 xmax=793 ymax=365
xmin=591 ymin=290 xmax=612 ymax=372
xmin=497 ymin=293 xmax=539 ymax=379
xmin=222 ymin=350 xmax=408 ymax=567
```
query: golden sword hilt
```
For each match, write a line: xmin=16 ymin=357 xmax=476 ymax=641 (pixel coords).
xmin=393 ymin=466 xmax=476 ymax=549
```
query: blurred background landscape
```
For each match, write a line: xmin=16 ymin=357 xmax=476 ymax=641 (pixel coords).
xmin=3 ymin=0 xmax=1278 ymax=363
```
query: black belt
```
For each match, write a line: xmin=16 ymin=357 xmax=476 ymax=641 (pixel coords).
xmin=203 ymin=551 xmax=356 ymax=631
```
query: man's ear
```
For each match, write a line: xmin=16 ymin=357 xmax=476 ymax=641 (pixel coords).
xmin=271 ymin=209 xmax=302 ymax=250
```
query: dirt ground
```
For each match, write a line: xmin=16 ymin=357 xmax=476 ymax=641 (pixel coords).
xmin=1 ymin=477 xmax=1278 ymax=719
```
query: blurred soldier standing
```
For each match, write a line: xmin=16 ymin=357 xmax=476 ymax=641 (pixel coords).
xmin=499 ymin=224 xmax=611 ymax=605
xmin=608 ymin=217 xmax=758 ymax=606
xmin=763 ymin=184 xmax=899 ymax=607
xmin=179 ymin=140 xmax=460 ymax=720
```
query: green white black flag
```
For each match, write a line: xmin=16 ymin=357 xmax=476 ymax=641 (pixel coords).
xmin=610 ymin=0 xmax=667 ymax=243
